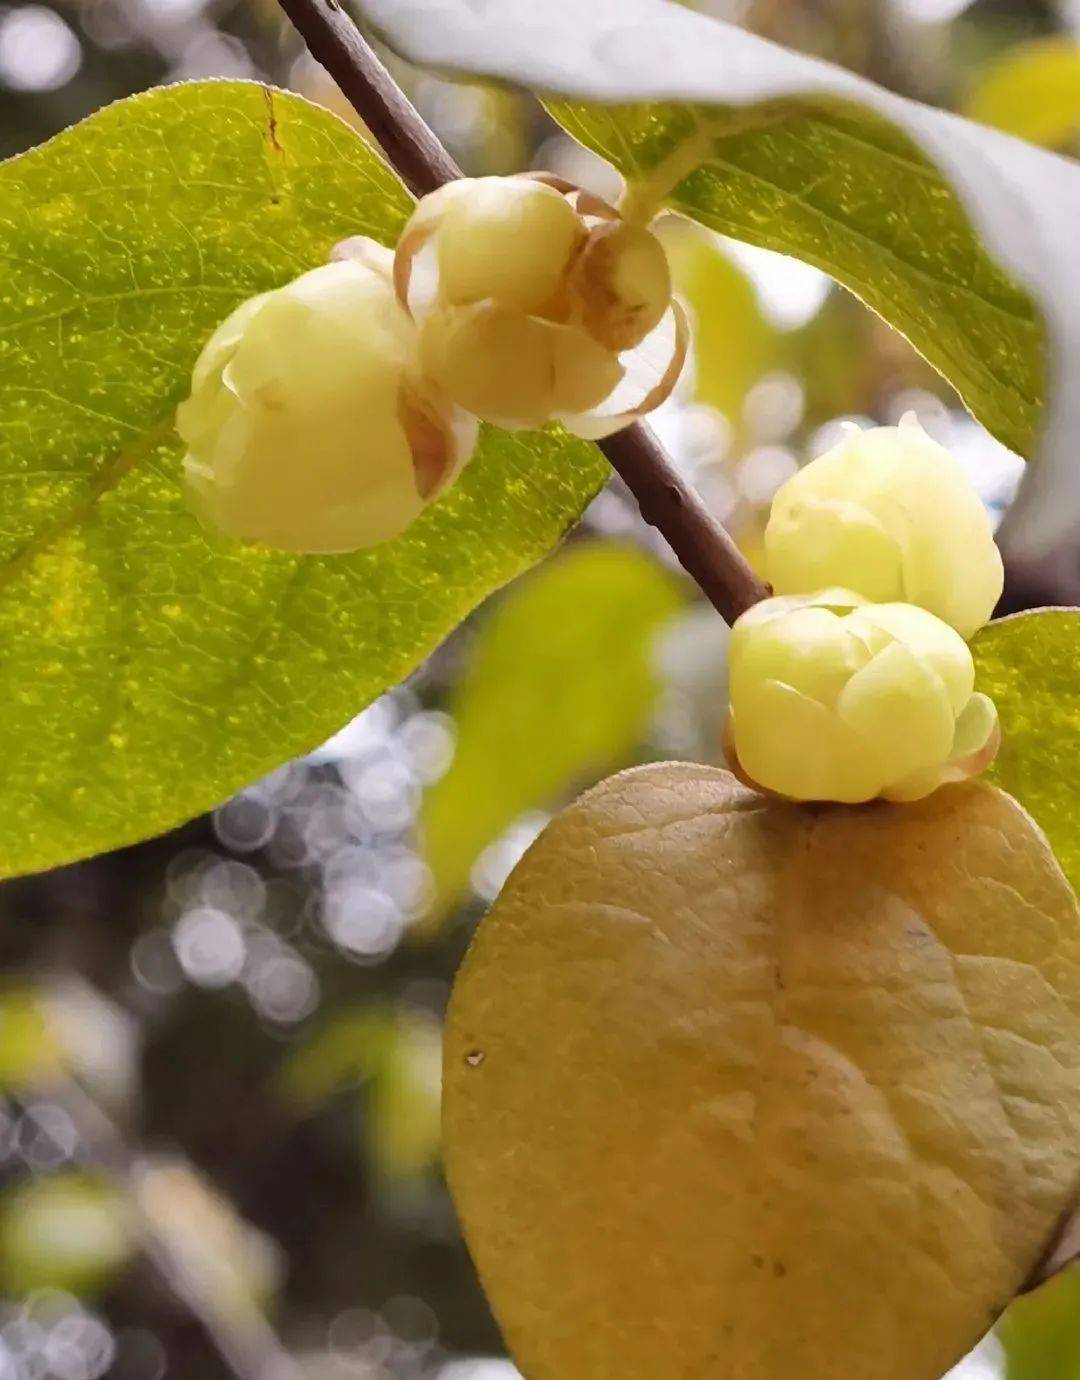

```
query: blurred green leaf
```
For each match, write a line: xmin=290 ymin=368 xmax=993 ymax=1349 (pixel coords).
xmin=0 ymin=987 xmax=61 ymax=1092
xmin=0 ymin=979 xmax=137 ymax=1107
xmin=965 ymin=39 xmax=1080 ymax=149
xmin=973 ymin=609 xmax=1080 ymax=896
xmin=0 ymin=1174 xmax=131 ymax=1297
xmin=366 ymin=1009 xmax=442 ymax=1182
xmin=358 ymin=0 xmax=1080 ymax=563
xmin=1000 ymin=1271 xmax=1080 ymax=1380
xmin=663 ymin=225 xmax=779 ymax=427
xmin=0 ymin=80 xmax=605 ymax=881
xmin=281 ymin=1005 xmax=442 ymax=1181
xmin=420 ymin=541 xmax=685 ymax=920
xmin=41 ymin=977 xmax=139 ymax=1113
xmin=280 ymin=1009 xmax=397 ymax=1110
xmin=786 ymin=293 xmax=877 ymax=428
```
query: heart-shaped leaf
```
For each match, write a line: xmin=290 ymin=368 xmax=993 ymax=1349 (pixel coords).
xmin=445 ymin=762 xmax=1080 ymax=1380
xmin=0 ymin=81 xmax=604 ymax=878
xmin=357 ymin=0 xmax=1080 ymax=563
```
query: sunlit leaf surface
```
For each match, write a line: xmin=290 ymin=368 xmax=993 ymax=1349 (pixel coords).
xmin=1000 ymin=1270 xmax=1080 ymax=1380
xmin=0 ymin=82 xmax=605 ymax=877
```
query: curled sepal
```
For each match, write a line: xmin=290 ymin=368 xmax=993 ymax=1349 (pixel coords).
xmin=398 ymin=378 xmax=478 ymax=501
xmin=514 ymin=170 xmax=622 ymax=225
xmin=329 ymin=234 xmax=396 ymax=279
xmin=557 ymin=298 xmax=691 ymax=440
xmin=571 ymin=219 xmax=674 ymax=351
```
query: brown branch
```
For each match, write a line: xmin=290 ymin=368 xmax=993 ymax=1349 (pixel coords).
xmin=278 ymin=0 xmax=459 ymax=197
xmin=277 ymin=0 xmax=769 ymax=623
xmin=601 ymin=426 xmax=768 ymax=623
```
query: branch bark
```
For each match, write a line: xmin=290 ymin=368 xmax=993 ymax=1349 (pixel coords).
xmin=277 ymin=0 xmax=768 ymax=624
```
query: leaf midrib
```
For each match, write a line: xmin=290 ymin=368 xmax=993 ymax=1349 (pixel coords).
xmin=0 ymin=413 xmax=177 ymax=598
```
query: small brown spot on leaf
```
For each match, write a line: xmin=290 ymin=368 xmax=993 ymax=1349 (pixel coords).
xmin=262 ymin=85 xmax=283 ymax=157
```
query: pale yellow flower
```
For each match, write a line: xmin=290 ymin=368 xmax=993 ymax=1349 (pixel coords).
xmin=726 ymin=590 xmax=999 ymax=803
xmin=764 ymin=417 xmax=1003 ymax=638
xmin=178 ymin=250 xmax=476 ymax=553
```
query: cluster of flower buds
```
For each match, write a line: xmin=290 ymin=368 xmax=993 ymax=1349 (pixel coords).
xmin=177 ymin=175 xmax=682 ymax=553
xmin=392 ymin=174 xmax=684 ymax=437
xmin=726 ymin=416 xmax=1004 ymax=804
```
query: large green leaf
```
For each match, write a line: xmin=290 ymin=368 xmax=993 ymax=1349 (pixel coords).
xmin=419 ymin=541 xmax=685 ymax=921
xmin=357 ymin=0 xmax=1080 ymax=564
xmin=0 ymin=82 xmax=605 ymax=878
xmin=973 ymin=609 xmax=1080 ymax=898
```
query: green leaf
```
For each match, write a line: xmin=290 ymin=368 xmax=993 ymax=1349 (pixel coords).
xmin=1001 ymin=1272 xmax=1080 ymax=1380
xmin=0 ymin=987 xmax=62 ymax=1092
xmin=279 ymin=1008 xmax=394 ymax=1110
xmin=0 ymin=81 xmax=605 ymax=879
xmin=0 ymin=1174 xmax=131 ymax=1298
xmin=973 ymin=609 xmax=1080 ymax=898
xmin=280 ymin=1005 xmax=442 ymax=1181
xmin=419 ymin=541 xmax=685 ymax=921
xmin=356 ymin=0 xmax=1080 ymax=562
xmin=964 ymin=38 xmax=1080 ymax=150
xmin=365 ymin=1008 xmax=442 ymax=1182
xmin=553 ymin=100 xmax=1041 ymax=458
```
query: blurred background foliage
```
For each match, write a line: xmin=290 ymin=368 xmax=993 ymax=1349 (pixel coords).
xmin=0 ymin=0 xmax=1077 ymax=1377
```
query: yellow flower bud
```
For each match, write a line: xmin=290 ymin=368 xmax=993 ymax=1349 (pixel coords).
xmin=418 ymin=301 xmax=623 ymax=430
xmin=572 ymin=221 xmax=673 ymax=351
xmin=726 ymin=590 xmax=999 ymax=803
xmin=177 ymin=255 xmax=477 ymax=554
xmin=429 ymin=176 xmax=586 ymax=315
xmin=764 ymin=416 xmax=1004 ymax=638
xmin=393 ymin=175 xmax=686 ymax=436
